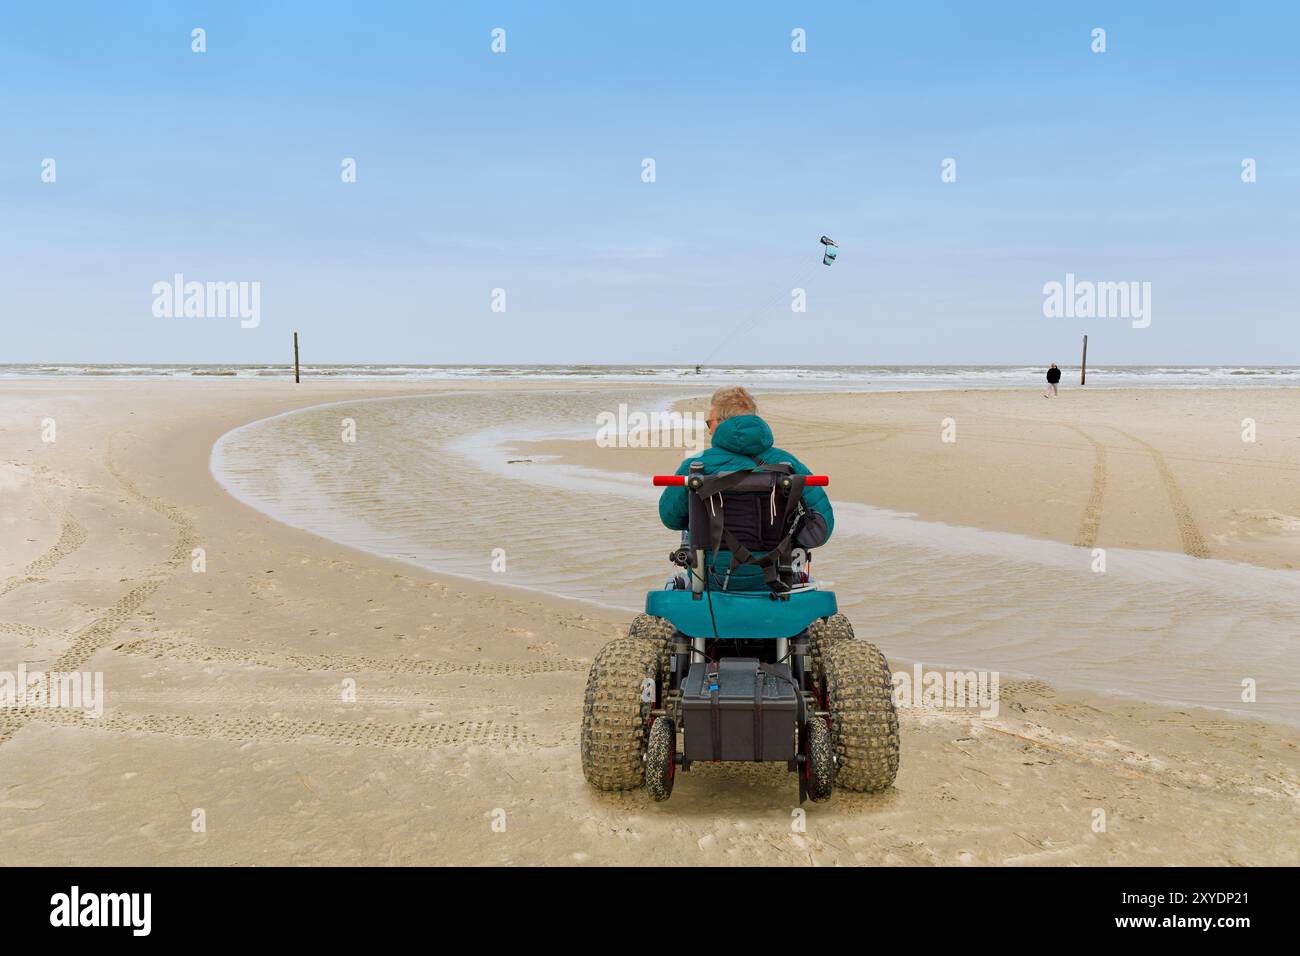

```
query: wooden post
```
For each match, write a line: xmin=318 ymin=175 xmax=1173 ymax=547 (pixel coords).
xmin=1080 ymin=334 xmax=1088 ymax=385
xmin=293 ymin=332 xmax=300 ymax=383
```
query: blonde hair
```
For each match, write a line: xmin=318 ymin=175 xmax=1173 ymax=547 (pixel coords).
xmin=710 ymin=386 xmax=758 ymax=423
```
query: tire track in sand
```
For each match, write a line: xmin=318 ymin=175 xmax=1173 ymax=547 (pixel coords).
xmin=0 ymin=440 xmax=569 ymax=753
xmin=1109 ymin=428 xmax=1209 ymax=558
xmin=48 ymin=449 xmax=199 ymax=673
xmin=6 ymin=706 xmax=539 ymax=749
xmin=0 ymin=621 xmax=60 ymax=641
xmin=0 ymin=471 xmax=87 ymax=597
xmin=1063 ymin=425 xmax=1107 ymax=549
xmin=111 ymin=634 xmax=588 ymax=677
xmin=0 ymin=444 xmax=197 ymax=748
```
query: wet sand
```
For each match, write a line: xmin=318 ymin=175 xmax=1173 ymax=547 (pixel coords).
xmin=1 ymin=378 xmax=1297 ymax=865
xmin=525 ymin=387 xmax=1300 ymax=570
xmin=216 ymin=385 xmax=1300 ymax=724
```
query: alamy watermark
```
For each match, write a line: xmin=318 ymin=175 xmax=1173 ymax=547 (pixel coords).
xmin=1 ymin=666 xmax=104 ymax=718
xmin=892 ymin=662 xmax=999 ymax=718
xmin=1042 ymin=273 xmax=1150 ymax=328
xmin=50 ymin=886 xmax=150 ymax=936
xmin=596 ymin=404 xmax=706 ymax=451
xmin=151 ymin=274 xmax=260 ymax=328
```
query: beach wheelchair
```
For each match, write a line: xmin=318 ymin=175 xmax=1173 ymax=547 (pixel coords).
xmin=580 ymin=461 xmax=899 ymax=802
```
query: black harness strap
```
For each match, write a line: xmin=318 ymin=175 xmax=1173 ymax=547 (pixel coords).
xmin=757 ymin=476 xmax=807 ymax=588
xmin=693 ymin=465 xmax=810 ymax=593
xmin=694 ymin=470 xmax=759 ymax=562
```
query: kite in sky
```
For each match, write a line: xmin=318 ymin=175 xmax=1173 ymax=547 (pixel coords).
xmin=820 ymin=235 xmax=838 ymax=266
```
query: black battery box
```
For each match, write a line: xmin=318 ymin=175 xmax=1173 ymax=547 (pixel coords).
xmin=681 ymin=658 xmax=798 ymax=762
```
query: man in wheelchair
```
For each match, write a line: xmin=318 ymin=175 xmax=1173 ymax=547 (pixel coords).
xmin=658 ymin=386 xmax=835 ymax=593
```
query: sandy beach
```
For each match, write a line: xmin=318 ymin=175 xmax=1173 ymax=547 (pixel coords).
xmin=527 ymin=388 xmax=1300 ymax=570
xmin=1 ymin=378 xmax=1297 ymax=865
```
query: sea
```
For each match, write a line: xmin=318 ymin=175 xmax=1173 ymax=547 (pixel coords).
xmin=4 ymin=363 xmax=1300 ymax=390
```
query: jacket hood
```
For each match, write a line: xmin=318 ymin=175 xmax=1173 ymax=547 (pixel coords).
xmin=711 ymin=414 xmax=774 ymax=457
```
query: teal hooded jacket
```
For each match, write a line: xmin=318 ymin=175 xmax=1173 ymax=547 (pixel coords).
xmin=658 ymin=414 xmax=835 ymax=553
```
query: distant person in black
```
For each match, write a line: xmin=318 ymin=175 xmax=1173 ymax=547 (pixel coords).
xmin=1044 ymin=363 xmax=1061 ymax=397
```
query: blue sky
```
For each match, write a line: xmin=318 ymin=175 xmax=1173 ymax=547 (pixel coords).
xmin=1 ymin=1 xmax=1296 ymax=365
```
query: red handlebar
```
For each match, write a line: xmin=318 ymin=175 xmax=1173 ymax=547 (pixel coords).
xmin=652 ymin=475 xmax=828 ymax=486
